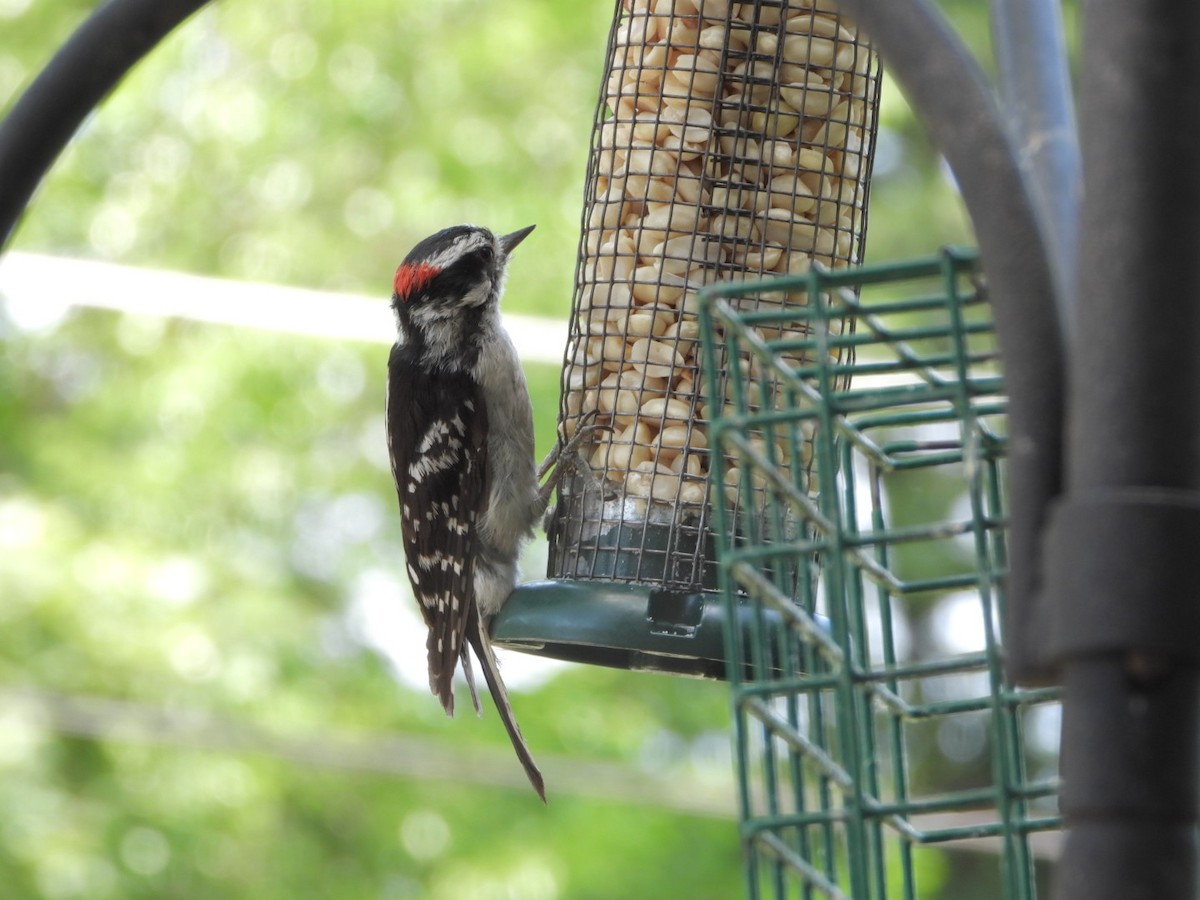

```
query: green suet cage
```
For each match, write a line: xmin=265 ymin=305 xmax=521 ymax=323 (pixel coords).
xmin=699 ymin=248 xmax=1062 ymax=898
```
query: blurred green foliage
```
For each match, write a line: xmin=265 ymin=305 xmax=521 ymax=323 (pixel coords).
xmin=0 ymin=0 xmax=1068 ymax=897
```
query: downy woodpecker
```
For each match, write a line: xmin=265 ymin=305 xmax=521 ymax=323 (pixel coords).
xmin=385 ymin=223 xmax=583 ymax=800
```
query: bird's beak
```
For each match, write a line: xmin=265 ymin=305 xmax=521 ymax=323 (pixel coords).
xmin=498 ymin=224 xmax=536 ymax=258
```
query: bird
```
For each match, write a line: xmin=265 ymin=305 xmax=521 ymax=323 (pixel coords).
xmin=384 ymin=223 xmax=590 ymax=801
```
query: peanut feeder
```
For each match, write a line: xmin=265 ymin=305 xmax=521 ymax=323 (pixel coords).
xmin=547 ymin=0 xmax=881 ymax=593
xmin=487 ymin=0 xmax=881 ymax=678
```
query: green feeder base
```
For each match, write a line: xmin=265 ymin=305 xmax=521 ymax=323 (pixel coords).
xmin=491 ymin=580 xmax=728 ymax=678
xmin=492 ymin=579 xmax=822 ymax=680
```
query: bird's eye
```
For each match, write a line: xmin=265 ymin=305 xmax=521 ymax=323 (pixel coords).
xmin=477 ymin=244 xmax=495 ymax=264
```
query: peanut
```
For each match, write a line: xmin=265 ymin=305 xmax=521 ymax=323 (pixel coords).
xmin=627 ymin=337 xmax=685 ymax=379
xmin=640 ymin=396 xmax=692 ymax=421
xmin=627 ymin=461 xmax=683 ymax=503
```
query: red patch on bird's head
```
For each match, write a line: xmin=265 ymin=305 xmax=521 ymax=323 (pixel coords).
xmin=393 ymin=262 xmax=441 ymax=301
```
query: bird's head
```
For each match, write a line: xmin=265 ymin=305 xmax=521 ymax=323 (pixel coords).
xmin=392 ymin=224 xmax=535 ymax=321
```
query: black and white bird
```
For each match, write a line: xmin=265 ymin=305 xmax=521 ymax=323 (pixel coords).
xmin=385 ymin=223 xmax=586 ymax=801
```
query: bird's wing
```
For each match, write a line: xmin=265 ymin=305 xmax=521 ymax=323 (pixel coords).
xmin=386 ymin=347 xmax=488 ymax=715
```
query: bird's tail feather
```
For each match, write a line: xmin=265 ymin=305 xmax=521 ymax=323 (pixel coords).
xmin=460 ymin=644 xmax=483 ymax=716
xmin=466 ymin=614 xmax=546 ymax=802
xmin=428 ymin=633 xmax=456 ymax=717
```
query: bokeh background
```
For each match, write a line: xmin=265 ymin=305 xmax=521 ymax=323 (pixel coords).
xmin=0 ymin=1 xmax=1070 ymax=897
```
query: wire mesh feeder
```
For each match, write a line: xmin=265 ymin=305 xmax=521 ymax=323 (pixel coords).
xmin=700 ymin=249 xmax=1062 ymax=899
xmin=494 ymin=0 xmax=881 ymax=674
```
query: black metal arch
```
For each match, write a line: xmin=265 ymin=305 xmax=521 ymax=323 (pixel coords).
xmin=0 ymin=0 xmax=210 ymax=250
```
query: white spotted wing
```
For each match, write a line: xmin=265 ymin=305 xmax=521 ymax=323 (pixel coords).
xmin=386 ymin=345 xmax=488 ymax=713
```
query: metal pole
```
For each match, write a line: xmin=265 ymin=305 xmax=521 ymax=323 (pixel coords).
xmin=990 ymin=0 xmax=1081 ymax=340
xmin=1046 ymin=0 xmax=1200 ymax=896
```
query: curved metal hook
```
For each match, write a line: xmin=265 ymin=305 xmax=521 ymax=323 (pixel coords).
xmin=837 ymin=0 xmax=1067 ymax=683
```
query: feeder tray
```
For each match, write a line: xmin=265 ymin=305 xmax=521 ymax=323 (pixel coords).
xmin=495 ymin=578 xmax=833 ymax=680
xmin=494 ymin=580 xmax=730 ymax=678
xmin=497 ymin=0 xmax=881 ymax=674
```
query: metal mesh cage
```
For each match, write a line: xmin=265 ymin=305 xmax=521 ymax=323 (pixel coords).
xmin=699 ymin=250 xmax=1062 ymax=899
xmin=547 ymin=0 xmax=881 ymax=592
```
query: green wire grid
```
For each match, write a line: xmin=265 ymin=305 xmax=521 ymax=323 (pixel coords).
xmin=699 ymin=249 xmax=1061 ymax=900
